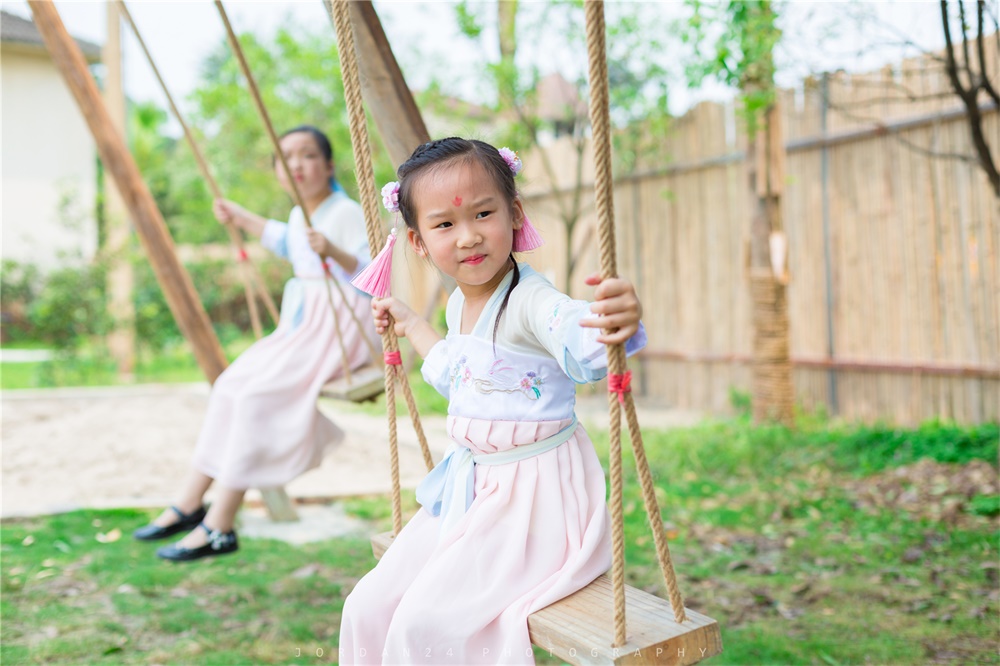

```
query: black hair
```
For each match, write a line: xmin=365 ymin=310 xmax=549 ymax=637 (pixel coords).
xmin=276 ymin=125 xmax=342 ymax=192
xmin=396 ymin=137 xmax=520 ymax=345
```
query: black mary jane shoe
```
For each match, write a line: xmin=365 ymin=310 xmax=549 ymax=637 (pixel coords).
xmin=156 ymin=523 xmax=239 ymax=562
xmin=133 ymin=505 xmax=207 ymax=541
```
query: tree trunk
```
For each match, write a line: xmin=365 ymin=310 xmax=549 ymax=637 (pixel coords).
xmin=747 ymin=102 xmax=795 ymax=425
xmin=103 ymin=1 xmax=136 ymax=379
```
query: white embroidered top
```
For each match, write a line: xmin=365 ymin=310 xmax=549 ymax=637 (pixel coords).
xmin=421 ymin=264 xmax=647 ymax=422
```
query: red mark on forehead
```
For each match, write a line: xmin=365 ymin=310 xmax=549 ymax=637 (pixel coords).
xmin=452 ymin=196 xmax=462 ymax=207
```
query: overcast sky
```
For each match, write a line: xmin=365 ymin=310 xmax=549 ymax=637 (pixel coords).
xmin=2 ymin=0 xmax=951 ymax=127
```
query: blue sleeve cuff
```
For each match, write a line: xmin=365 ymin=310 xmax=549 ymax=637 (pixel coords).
xmin=260 ymin=220 xmax=289 ymax=259
xmin=420 ymin=339 xmax=451 ymax=399
xmin=562 ymin=318 xmax=647 ymax=384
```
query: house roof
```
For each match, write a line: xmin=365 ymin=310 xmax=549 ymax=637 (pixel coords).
xmin=1 ymin=10 xmax=102 ymax=61
xmin=536 ymin=72 xmax=587 ymax=122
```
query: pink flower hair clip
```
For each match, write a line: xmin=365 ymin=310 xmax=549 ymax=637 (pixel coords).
xmin=498 ymin=147 xmax=522 ymax=177
xmin=381 ymin=181 xmax=400 ymax=213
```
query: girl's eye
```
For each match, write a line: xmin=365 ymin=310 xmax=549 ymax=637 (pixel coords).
xmin=476 ymin=211 xmax=493 ymax=220
xmin=435 ymin=221 xmax=453 ymax=229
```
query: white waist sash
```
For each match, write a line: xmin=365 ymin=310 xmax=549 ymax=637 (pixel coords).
xmin=416 ymin=417 xmax=579 ymax=535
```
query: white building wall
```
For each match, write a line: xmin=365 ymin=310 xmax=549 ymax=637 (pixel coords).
xmin=2 ymin=48 xmax=99 ymax=272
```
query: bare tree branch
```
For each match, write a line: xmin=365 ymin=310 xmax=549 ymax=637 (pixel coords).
xmin=941 ymin=0 xmax=1000 ymax=196
xmin=977 ymin=0 xmax=1000 ymax=106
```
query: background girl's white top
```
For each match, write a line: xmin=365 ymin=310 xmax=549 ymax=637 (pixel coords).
xmin=260 ymin=191 xmax=371 ymax=282
xmin=421 ymin=264 xmax=646 ymax=422
xmin=260 ymin=191 xmax=372 ymax=330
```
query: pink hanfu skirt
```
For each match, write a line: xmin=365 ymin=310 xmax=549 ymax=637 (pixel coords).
xmin=192 ymin=278 xmax=375 ymax=490
xmin=339 ymin=416 xmax=612 ymax=665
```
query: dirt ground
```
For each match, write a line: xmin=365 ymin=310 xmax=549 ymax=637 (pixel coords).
xmin=1 ymin=383 xmax=699 ymax=518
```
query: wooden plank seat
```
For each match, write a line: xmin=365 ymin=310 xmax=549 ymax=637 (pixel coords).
xmin=320 ymin=364 xmax=386 ymax=403
xmin=370 ymin=532 xmax=722 ymax=665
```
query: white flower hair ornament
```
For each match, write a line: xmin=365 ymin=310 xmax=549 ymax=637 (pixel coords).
xmin=498 ymin=147 xmax=523 ymax=176
xmin=381 ymin=181 xmax=400 ymax=213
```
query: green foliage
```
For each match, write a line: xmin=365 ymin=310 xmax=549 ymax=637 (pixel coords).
xmin=133 ymin=256 xmax=288 ymax=350
xmin=26 ymin=263 xmax=112 ymax=352
xmin=969 ymin=494 xmax=1000 ymax=517
xmin=454 ymin=1 xmax=484 ymax=38
xmin=0 ymin=260 xmax=41 ymax=342
xmin=823 ymin=420 xmax=1000 ymax=474
xmin=1 ymin=259 xmax=40 ymax=305
xmin=683 ymin=0 xmax=782 ymax=135
xmin=728 ymin=386 xmax=753 ymax=417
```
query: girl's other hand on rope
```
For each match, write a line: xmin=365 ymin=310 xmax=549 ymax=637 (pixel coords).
xmin=214 ymin=199 xmax=240 ymax=225
xmin=372 ymin=297 xmax=416 ymax=337
xmin=306 ymin=228 xmax=333 ymax=257
xmin=580 ymin=272 xmax=642 ymax=345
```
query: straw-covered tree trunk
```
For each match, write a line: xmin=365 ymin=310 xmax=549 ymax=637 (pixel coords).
xmin=686 ymin=0 xmax=794 ymax=425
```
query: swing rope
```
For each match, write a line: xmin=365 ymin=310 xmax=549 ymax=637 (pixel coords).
xmin=327 ymin=0 xmax=435 ymax=534
xmin=117 ymin=0 xmax=278 ymax=339
xmin=584 ymin=0 xmax=687 ymax=643
xmin=213 ymin=1 xmax=382 ymax=383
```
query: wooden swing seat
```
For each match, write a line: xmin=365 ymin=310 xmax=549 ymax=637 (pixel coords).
xmin=370 ymin=532 xmax=722 ymax=665
xmin=321 ymin=364 xmax=385 ymax=403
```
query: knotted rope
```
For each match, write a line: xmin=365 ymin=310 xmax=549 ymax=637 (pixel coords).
xmin=585 ymin=0 xmax=688 ymax=645
xmin=118 ymin=0 xmax=277 ymax=338
xmin=328 ymin=0 xmax=434 ymax=534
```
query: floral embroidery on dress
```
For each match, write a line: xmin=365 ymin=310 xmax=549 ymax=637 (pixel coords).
xmin=519 ymin=371 xmax=543 ymax=399
xmin=547 ymin=302 xmax=566 ymax=333
xmin=452 ymin=355 xmax=473 ymax=391
xmin=449 ymin=356 xmax=545 ymax=400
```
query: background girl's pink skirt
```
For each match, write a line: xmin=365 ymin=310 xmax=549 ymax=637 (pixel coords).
xmin=192 ymin=279 xmax=375 ymax=490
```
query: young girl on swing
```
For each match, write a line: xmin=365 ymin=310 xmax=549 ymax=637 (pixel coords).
xmin=339 ymin=137 xmax=646 ymax=664
xmin=132 ymin=125 xmax=376 ymax=561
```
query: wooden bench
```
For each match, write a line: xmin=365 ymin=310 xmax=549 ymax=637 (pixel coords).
xmin=370 ymin=532 xmax=722 ymax=665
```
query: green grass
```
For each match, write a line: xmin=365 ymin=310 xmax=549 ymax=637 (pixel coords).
xmin=2 ymin=418 xmax=997 ymax=664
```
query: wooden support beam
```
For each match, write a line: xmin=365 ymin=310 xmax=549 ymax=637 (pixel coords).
xmin=28 ymin=1 xmax=227 ymax=383
xmin=102 ymin=1 xmax=136 ymax=379
xmin=337 ymin=0 xmax=430 ymax=165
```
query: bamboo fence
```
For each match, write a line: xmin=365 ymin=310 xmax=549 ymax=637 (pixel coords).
xmin=397 ymin=40 xmax=999 ymax=425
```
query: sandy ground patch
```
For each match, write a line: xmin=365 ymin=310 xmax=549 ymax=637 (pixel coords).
xmin=1 ymin=383 xmax=699 ymax=518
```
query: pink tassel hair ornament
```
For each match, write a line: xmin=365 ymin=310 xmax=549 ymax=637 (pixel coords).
xmin=351 ymin=226 xmax=397 ymax=298
xmin=351 ymin=181 xmax=400 ymax=298
xmin=498 ymin=148 xmax=544 ymax=252
xmin=512 ymin=214 xmax=544 ymax=252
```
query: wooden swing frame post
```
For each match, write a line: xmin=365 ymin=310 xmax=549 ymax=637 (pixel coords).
xmin=27 ymin=0 xmax=228 ymax=383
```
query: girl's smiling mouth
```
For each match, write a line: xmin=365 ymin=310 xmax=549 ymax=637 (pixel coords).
xmin=462 ymin=254 xmax=486 ymax=265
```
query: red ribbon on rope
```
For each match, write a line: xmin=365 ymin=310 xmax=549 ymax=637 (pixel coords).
xmin=384 ymin=351 xmax=402 ymax=366
xmin=237 ymin=248 xmax=248 ymax=262
xmin=608 ymin=370 xmax=632 ymax=404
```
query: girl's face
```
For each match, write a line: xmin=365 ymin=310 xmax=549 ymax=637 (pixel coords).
xmin=275 ymin=132 xmax=333 ymax=201
xmin=407 ymin=160 xmax=524 ymax=292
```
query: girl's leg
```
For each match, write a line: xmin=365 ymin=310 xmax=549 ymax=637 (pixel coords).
xmin=150 ymin=469 xmax=213 ymax=526
xmin=175 ymin=485 xmax=246 ymax=548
